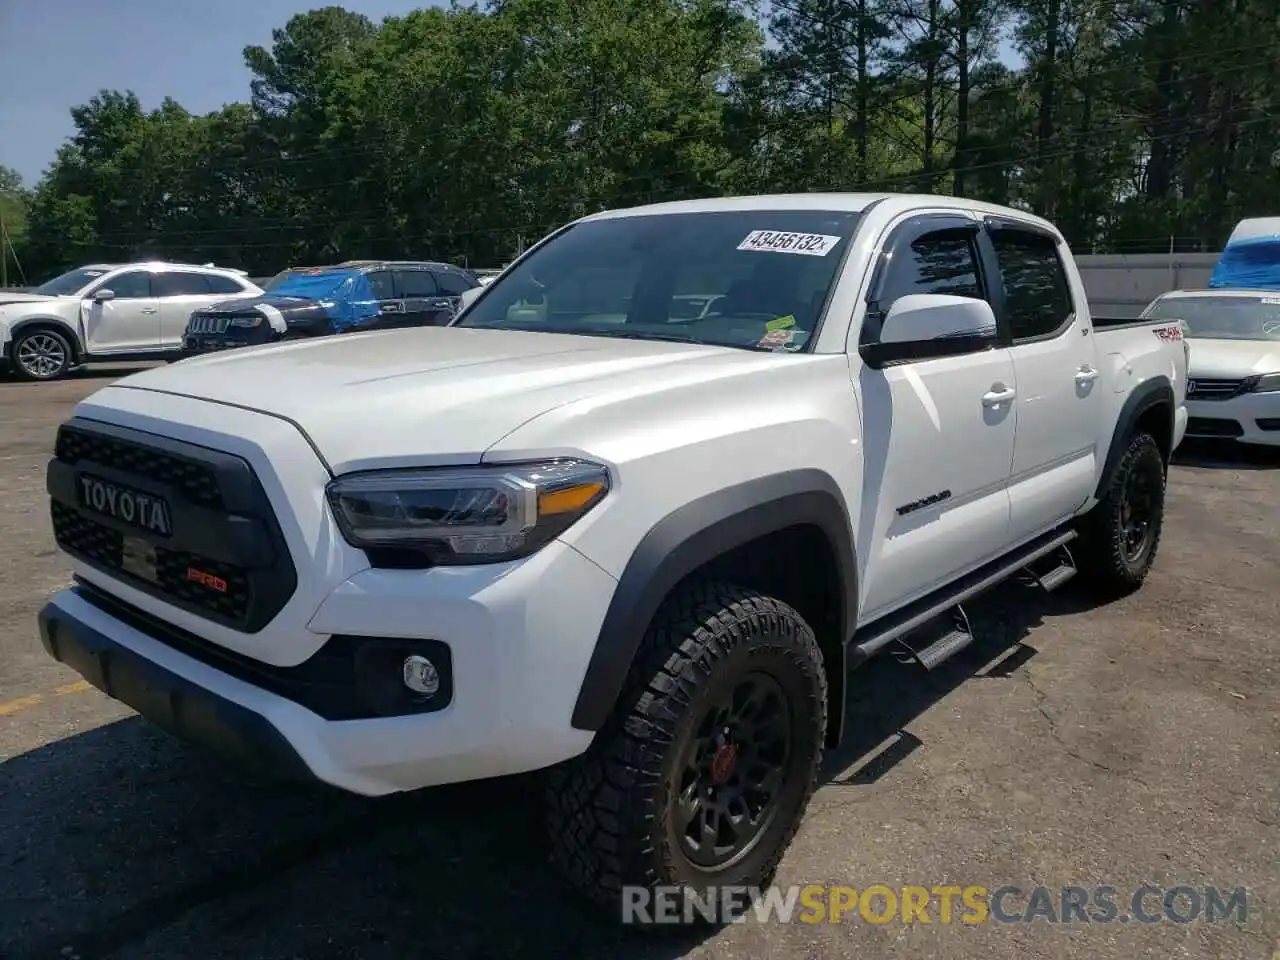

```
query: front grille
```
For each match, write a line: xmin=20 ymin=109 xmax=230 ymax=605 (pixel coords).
xmin=187 ymin=314 xmax=231 ymax=335
xmin=1186 ymin=416 xmax=1244 ymax=438
xmin=1186 ymin=377 xmax=1253 ymax=401
xmin=52 ymin=503 xmax=251 ymax=621
xmin=56 ymin=426 xmax=222 ymax=508
xmin=48 ymin=418 xmax=297 ymax=633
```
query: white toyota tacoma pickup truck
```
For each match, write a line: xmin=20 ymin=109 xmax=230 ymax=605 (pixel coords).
xmin=37 ymin=194 xmax=1188 ymax=921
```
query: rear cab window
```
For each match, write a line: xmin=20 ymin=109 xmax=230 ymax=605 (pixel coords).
xmin=989 ymin=227 xmax=1075 ymax=340
xmin=454 ymin=209 xmax=863 ymax=352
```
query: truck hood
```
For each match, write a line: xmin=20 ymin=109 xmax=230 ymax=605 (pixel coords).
xmin=1187 ymin=338 xmax=1280 ymax=378
xmin=104 ymin=326 xmax=760 ymax=473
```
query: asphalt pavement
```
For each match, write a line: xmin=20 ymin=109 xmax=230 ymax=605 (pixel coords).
xmin=1 ymin=366 xmax=1276 ymax=960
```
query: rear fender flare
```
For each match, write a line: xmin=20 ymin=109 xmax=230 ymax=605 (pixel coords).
xmin=1095 ymin=375 xmax=1174 ymax=499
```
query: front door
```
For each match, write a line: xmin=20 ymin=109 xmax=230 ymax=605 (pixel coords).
xmin=852 ymin=214 xmax=1018 ymax=621
xmin=364 ymin=270 xmax=407 ymax=329
xmin=81 ymin=269 xmax=161 ymax=353
xmin=984 ymin=218 xmax=1104 ymax=545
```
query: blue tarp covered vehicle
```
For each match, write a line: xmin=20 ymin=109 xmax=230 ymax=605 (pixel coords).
xmin=1209 ymin=218 xmax=1280 ymax=290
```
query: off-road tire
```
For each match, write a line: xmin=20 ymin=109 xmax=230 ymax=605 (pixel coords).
xmin=1075 ymin=430 xmax=1167 ymax=595
xmin=10 ymin=327 xmax=73 ymax=381
xmin=545 ymin=580 xmax=828 ymax=928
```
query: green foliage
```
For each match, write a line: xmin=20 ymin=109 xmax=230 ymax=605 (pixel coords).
xmin=13 ymin=0 xmax=1280 ymax=279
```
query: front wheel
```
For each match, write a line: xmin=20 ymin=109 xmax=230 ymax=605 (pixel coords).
xmin=11 ymin=328 xmax=73 ymax=381
xmin=1075 ymin=430 xmax=1167 ymax=594
xmin=545 ymin=581 xmax=828 ymax=927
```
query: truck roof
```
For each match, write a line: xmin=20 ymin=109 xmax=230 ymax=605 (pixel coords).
xmin=578 ymin=193 xmax=1060 ymax=236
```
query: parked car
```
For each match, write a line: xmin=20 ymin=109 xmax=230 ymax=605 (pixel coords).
xmin=0 ymin=262 xmax=262 ymax=381
xmin=1141 ymin=287 xmax=1280 ymax=445
xmin=37 ymin=193 xmax=1187 ymax=924
xmin=181 ymin=260 xmax=481 ymax=356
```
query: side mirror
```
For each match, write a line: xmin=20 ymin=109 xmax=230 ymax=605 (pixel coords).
xmin=457 ymin=286 xmax=483 ymax=312
xmin=92 ymin=288 xmax=115 ymax=302
xmin=862 ymin=293 xmax=997 ymax=367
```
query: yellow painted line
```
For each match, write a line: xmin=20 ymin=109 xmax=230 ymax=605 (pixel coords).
xmin=0 ymin=679 xmax=95 ymax=718
xmin=0 ymin=694 xmax=45 ymax=717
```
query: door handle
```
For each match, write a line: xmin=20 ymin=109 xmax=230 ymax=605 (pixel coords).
xmin=140 ymin=307 xmax=158 ymax=314
xmin=1075 ymin=365 xmax=1100 ymax=383
xmin=982 ymin=385 xmax=1017 ymax=406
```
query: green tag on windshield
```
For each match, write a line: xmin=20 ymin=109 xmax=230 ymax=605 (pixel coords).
xmin=767 ymin=314 xmax=797 ymax=331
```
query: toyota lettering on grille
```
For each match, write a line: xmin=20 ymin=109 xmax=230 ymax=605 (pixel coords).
xmin=77 ymin=474 xmax=173 ymax=537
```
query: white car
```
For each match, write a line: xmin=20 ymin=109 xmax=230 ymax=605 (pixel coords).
xmin=1141 ymin=288 xmax=1280 ymax=446
xmin=37 ymin=193 xmax=1187 ymax=922
xmin=0 ymin=262 xmax=263 ymax=381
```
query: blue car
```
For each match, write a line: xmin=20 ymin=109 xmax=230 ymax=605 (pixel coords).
xmin=182 ymin=260 xmax=481 ymax=356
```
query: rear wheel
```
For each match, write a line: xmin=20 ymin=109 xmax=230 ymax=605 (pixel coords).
xmin=11 ymin=328 xmax=73 ymax=381
xmin=1076 ymin=430 xmax=1167 ymax=594
xmin=546 ymin=581 xmax=827 ymax=927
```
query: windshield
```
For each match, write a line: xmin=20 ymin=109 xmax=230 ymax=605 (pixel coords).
xmin=455 ymin=209 xmax=863 ymax=352
xmin=1143 ymin=295 xmax=1280 ymax=341
xmin=263 ymin=268 xmax=356 ymax=299
xmin=32 ymin=267 xmax=111 ymax=297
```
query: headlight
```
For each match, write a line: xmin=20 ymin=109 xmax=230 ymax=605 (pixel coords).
xmin=325 ymin=458 xmax=610 ymax=564
xmin=228 ymin=315 xmax=262 ymax=328
xmin=1253 ymin=372 xmax=1280 ymax=393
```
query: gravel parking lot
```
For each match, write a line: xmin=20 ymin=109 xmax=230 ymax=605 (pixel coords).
xmin=1 ymin=367 xmax=1276 ymax=960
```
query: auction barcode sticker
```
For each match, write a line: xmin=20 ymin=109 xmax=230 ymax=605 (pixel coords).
xmin=737 ymin=230 xmax=842 ymax=256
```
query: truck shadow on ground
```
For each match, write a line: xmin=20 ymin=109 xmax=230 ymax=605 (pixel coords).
xmin=1172 ymin=438 xmax=1280 ymax=470
xmin=0 ymin=580 xmax=1111 ymax=960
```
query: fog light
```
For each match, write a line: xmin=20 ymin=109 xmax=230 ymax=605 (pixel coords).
xmin=402 ymin=655 xmax=441 ymax=697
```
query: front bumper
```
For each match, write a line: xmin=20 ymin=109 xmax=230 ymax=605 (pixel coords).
xmin=1184 ymin=392 xmax=1280 ymax=446
xmin=40 ymin=388 xmax=616 ymax=795
xmin=40 ymin=534 xmax=615 ymax=796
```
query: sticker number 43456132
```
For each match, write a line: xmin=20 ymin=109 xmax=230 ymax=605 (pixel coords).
xmin=737 ymin=230 xmax=842 ymax=257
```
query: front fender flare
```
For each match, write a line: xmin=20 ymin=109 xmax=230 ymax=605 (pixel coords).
xmin=569 ymin=469 xmax=858 ymax=735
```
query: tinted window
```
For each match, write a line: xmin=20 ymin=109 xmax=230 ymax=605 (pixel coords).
xmin=206 ymin=274 xmax=247 ymax=294
xmin=878 ymin=228 xmax=985 ymax=311
xmin=154 ymin=272 xmax=212 ymax=297
xmin=435 ymin=271 xmax=473 ymax=296
xmin=456 ymin=209 xmax=863 ymax=352
xmin=366 ymin=271 xmax=396 ymax=300
xmin=101 ymin=271 xmax=153 ymax=299
xmin=396 ymin=270 xmax=438 ymax=297
xmin=991 ymin=229 xmax=1073 ymax=339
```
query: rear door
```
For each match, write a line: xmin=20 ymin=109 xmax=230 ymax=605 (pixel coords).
xmin=153 ymin=271 xmax=216 ymax=347
xmin=431 ymin=269 xmax=476 ymax=324
xmin=853 ymin=213 xmax=1018 ymax=620
xmin=984 ymin=217 xmax=1103 ymax=544
xmin=395 ymin=268 xmax=453 ymax=326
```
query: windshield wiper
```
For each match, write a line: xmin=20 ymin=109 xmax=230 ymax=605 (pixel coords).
xmin=603 ymin=330 xmax=713 ymax=345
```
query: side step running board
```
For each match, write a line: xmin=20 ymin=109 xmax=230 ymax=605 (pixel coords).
xmin=894 ymin=605 xmax=974 ymax=671
xmin=849 ymin=528 xmax=1078 ymax=667
xmin=1019 ymin=543 xmax=1078 ymax=593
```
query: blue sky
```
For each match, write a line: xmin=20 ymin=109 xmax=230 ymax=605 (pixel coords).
xmin=0 ymin=0 xmax=433 ymax=186
xmin=1 ymin=0 xmax=1022 ymax=189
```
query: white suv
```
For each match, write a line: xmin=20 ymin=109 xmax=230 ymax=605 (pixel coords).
xmin=0 ymin=262 xmax=263 ymax=381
